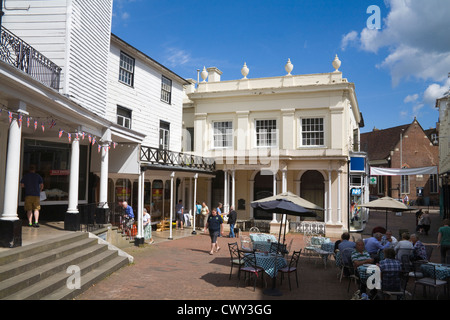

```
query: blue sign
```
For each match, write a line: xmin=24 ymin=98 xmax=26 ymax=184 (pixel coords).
xmin=351 ymin=188 xmax=362 ymax=196
xmin=350 ymin=157 xmax=365 ymax=172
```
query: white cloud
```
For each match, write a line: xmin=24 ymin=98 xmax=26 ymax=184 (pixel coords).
xmin=404 ymin=94 xmax=419 ymax=104
xmin=340 ymin=31 xmax=358 ymax=51
xmin=163 ymin=47 xmax=192 ymax=68
xmin=423 ymin=78 xmax=450 ymax=106
xmin=342 ymin=0 xmax=450 ymax=86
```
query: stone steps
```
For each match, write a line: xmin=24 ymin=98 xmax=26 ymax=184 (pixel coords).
xmin=0 ymin=232 xmax=132 ymax=300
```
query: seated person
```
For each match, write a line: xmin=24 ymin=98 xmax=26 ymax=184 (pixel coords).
xmin=351 ymin=239 xmax=374 ymax=268
xmin=410 ymin=233 xmax=427 ymax=261
xmin=379 ymin=248 xmax=403 ymax=293
xmin=394 ymin=232 xmax=414 ymax=260
xmin=337 ymin=232 xmax=356 ymax=252
xmin=351 ymin=239 xmax=374 ymax=294
xmin=365 ymin=232 xmax=390 ymax=260
xmin=381 ymin=230 xmax=398 ymax=248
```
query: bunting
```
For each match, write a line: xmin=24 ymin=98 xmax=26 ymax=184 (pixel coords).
xmin=0 ymin=105 xmax=120 ymax=153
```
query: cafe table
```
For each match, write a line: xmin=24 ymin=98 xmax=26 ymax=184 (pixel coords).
xmin=420 ymin=263 xmax=450 ymax=280
xmin=250 ymin=233 xmax=278 ymax=252
xmin=245 ymin=252 xmax=288 ymax=278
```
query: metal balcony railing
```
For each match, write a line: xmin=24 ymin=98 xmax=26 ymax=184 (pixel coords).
xmin=140 ymin=146 xmax=216 ymax=173
xmin=0 ymin=26 xmax=61 ymax=91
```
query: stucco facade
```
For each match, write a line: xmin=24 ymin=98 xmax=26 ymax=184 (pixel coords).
xmin=183 ymin=58 xmax=364 ymax=237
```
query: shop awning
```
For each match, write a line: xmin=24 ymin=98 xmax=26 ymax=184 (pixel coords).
xmin=370 ymin=166 xmax=438 ymax=176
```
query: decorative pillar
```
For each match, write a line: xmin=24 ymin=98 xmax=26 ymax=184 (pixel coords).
xmin=168 ymin=172 xmax=175 ymax=240
xmin=272 ymin=172 xmax=278 ymax=223
xmin=192 ymin=173 xmax=198 ymax=235
xmin=327 ymin=170 xmax=333 ymax=224
xmin=134 ymin=167 xmax=145 ymax=246
xmin=64 ymin=135 xmax=81 ymax=231
xmin=0 ymin=105 xmax=25 ymax=247
xmin=231 ymin=169 xmax=236 ymax=210
xmin=98 ymin=129 xmax=111 ymax=208
xmin=337 ymin=170 xmax=342 ymax=224
xmin=223 ymin=169 xmax=229 ymax=213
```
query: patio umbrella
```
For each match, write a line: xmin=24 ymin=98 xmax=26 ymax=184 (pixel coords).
xmin=358 ymin=196 xmax=411 ymax=230
xmin=251 ymin=192 xmax=322 ymax=296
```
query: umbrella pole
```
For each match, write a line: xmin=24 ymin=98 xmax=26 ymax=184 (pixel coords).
xmin=385 ymin=209 xmax=388 ymax=230
xmin=264 ymin=214 xmax=283 ymax=297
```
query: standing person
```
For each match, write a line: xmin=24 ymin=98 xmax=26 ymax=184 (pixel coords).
xmin=143 ymin=208 xmax=154 ymax=244
xmin=227 ymin=206 xmax=237 ymax=238
xmin=20 ymin=164 xmax=44 ymax=228
xmin=417 ymin=210 xmax=431 ymax=235
xmin=201 ymin=202 xmax=210 ymax=232
xmin=205 ymin=208 xmax=223 ymax=255
xmin=195 ymin=201 xmax=202 ymax=230
xmin=216 ymin=202 xmax=223 ymax=216
xmin=176 ymin=200 xmax=184 ymax=230
xmin=437 ymin=219 xmax=450 ymax=263
xmin=122 ymin=201 xmax=134 ymax=229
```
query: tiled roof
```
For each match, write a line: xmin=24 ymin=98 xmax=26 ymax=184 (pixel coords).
xmin=360 ymin=124 xmax=410 ymax=161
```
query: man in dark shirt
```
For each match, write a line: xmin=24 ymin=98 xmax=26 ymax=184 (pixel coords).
xmin=20 ymin=164 xmax=44 ymax=228
xmin=227 ymin=206 xmax=238 ymax=238
xmin=206 ymin=208 xmax=223 ymax=255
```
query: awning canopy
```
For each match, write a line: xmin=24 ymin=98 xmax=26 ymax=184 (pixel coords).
xmin=370 ymin=166 xmax=438 ymax=176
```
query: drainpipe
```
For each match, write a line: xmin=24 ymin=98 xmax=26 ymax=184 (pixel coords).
xmin=0 ymin=0 xmax=4 ymax=29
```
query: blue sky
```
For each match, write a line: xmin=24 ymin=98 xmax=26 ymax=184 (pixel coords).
xmin=111 ymin=0 xmax=450 ymax=134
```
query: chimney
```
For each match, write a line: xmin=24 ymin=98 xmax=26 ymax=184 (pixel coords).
xmin=207 ymin=67 xmax=222 ymax=82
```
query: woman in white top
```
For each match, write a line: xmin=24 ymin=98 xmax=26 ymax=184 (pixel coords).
xmin=201 ymin=202 xmax=210 ymax=232
xmin=394 ymin=232 xmax=414 ymax=260
xmin=143 ymin=208 xmax=154 ymax=244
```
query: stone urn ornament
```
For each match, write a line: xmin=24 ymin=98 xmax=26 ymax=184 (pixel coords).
xmin=241 ymin=62 xmax=249 ymax=79
xmin=332 ymin=55 xmax=341 ymax=72
xmin=285 ymin=58 xmax=293 ymax=75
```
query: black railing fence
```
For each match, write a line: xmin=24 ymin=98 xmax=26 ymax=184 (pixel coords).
xmin=78 ymin=202 xmax=125 ymax=233
xmin=140 ymin=146 xmax=215 ymax=172
xmin=0 ymin=26 xmax=61 ymax=90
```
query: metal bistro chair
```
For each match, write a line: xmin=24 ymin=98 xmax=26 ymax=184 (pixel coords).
xmin=279 ymin=250 xmax=302 ymax=290
xmin=413 ymin=264 xmax=448 ymax=299
xmin=237 ymin=250 xmax=264 ymax=291
xmin=424 ymin=245 xmax=434 ymax=261
xmin=341 ymin=247 xmax=359 ymax=292
xmin=269 ymin=242 xmax=288 ymax=257
xmin=228 ymin=242 xmax=244 ymax=280
xmin=381 ymin=270 xmax=409 ymax=300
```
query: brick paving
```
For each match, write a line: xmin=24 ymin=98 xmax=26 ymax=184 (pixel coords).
xmin=76 ymin=207 xmax=448 ymax=301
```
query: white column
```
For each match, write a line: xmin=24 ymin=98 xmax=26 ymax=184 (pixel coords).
xmin=67 ymin=136 xmax=80 ymax=214
xmin=282 ymin=168 xmax=287 ymax=224
xmin=223 ymin=169 xmax=229 ymax=213
xmin=192 ymin=173 xmax=198 ymax=234
xmin=169 ymin=172 xmax=175 ymax=240
xmin=327 ymin=170 xmax=332 ymax=224
xmin=337 ymin=170 xmax=342 ymax=224
xmin=136 ymin=168 xmax=145 ymax=240
xmin=98 ymin=143 xmax=109 ymax=208
xmin=1 ymin=112 xmax=23 ymax=221
xmin=272 ymin=172 xmax=278 ymax=223
xmin=231 ymin=169 xmax=236 ymax=209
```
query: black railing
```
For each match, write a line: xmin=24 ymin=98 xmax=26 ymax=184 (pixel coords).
xmin=0 ymin=26 xmax=61 ymax=90
xmin=78 ymin=202 xmax=124 ymax=233
xmin=140 ymin=146 xmax=215 ymax=172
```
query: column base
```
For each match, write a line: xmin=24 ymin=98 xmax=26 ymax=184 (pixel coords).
xmin=64 ymin=212 xmax=80 ymax=231
xmin=0 ymin=219 xmax=22 ymax=248
xmin=134 ymin=237 xmax=145 ymax=246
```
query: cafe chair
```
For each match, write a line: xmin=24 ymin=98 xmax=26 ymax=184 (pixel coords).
xmin=269 ymin=242 xmax=288 ymax=256
xmin=279 ymin=250 xmax=302 ymax=290
xmin=424 ymin=245 xmax=433 ymax=261
xmin=412 ymin=264 xmax=447 ymax=300
xmin=240 ymin=235 xmax=253 ymax=252
xmin=340 ymin=247 xmax=359 ymax=292
xmin=381 ymin=270 xmax=409 ymax=300
xmin=228 ymin=242 xmax=244 ymax=280
xmin=237 ymin=250 xmax=264 ymax=291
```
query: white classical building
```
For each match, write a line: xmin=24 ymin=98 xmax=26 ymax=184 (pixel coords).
xmin=183 ymin=57 xmax=366 ymax=237
xmin=0 ymin=0 xmax=212 ymax=246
